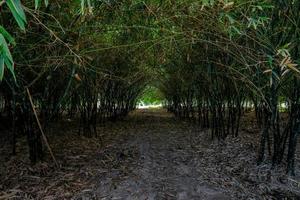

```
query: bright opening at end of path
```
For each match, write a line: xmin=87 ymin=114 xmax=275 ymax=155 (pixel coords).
xmin=136 ymin=85 xmax=164 ymax=109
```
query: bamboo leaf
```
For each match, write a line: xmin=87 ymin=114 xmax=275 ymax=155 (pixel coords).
xmin=0 ymin=34 xmax=13 ymax=64
xmin=0 ymin=55 xmax=4 ymax=81
xmin=286 ymin=63 xmax=300 ymax=74
xmin=223 ymin=2 xmax=234 ymax=10
xmin=0 ymin=34 xmax=16 ymax=82
xmin=281 ymin=69 xmax=290 ymax=77
xmin=226 ymin=14 xmax=235 ymax=24
xmin=263 ymin=69 xmax=272 ymax=74
xmin=0 ymin=26 xmax=16 ymax=46
xmin=8 ymin=0 xmax=26 ymax=20
xmin=87 ymin=0 xmax=92 ymax=13
xmin=35 ymin=0 xmax=40 ymax=9
xmin=6 ymin=0 xmax=27 ymax=30
xmin=81 ymin=0 xmax=85 ymax=14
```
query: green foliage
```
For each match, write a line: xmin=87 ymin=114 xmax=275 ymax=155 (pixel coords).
xmin=139 ymin=86 xmax=164 ymax=105
xmin=0 ymin=0 xmax=300 ymax=172
xmin=0 ymin=26 xmax=16 ymax=46
xmin=0 ymin=0 xmax=27 ymax=81
xmin=6 ymin=0 xmax=27 ymax=30
xmin=0 ymin=34 xmax=15 ymax=81
xmin=0 ymin=0 xmax=89 ymax=81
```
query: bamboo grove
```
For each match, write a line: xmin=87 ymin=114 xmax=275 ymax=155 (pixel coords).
xmin=0 ymin=0 xmax=299 ymax=175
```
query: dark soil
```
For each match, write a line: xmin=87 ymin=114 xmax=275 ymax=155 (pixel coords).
xmin=0 ymin=109 xmax=299 ymax=199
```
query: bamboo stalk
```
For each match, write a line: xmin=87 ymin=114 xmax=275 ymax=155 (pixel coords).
xmin=26 ymin=88 xmax=59 ymax=168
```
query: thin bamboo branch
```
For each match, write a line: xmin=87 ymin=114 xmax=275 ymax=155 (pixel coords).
xmin=26 ymin=88 xmax=59 ymax=168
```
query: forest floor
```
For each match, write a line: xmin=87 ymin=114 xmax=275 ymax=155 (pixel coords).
xmin=1 ymin=109 xmax=300 ymax=200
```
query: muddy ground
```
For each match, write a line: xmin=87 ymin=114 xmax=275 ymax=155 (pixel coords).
xmin=0 ymin=109 xmax=300 ymax=199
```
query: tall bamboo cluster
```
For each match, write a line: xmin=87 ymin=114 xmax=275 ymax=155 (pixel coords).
xmin=0 ymin=0 xmax=299 ymax=174
xmin=157 ymin=0 xmax=300 ymax=174
xmin=0 ymin=1 xmax=150 ymax=163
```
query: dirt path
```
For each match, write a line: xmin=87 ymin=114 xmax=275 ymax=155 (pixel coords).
xmin=81 ymin=109 xmax=230 ymax=200
xmin=1 ymin=109 xmax=299 ymax=199
xmin=75 ymin=109 xmax=300 ymax=200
